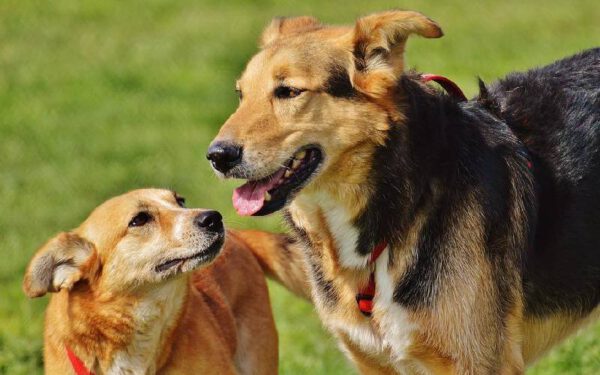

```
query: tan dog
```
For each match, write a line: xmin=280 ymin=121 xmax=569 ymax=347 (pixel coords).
xmin=23 ymin=189 xmax=279 ymax=375
xmin=208 ymin=9 xmax=600 ymax=375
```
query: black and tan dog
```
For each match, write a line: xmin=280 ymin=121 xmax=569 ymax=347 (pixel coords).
xmin=207 ymin=10 xmax=600 ymax=375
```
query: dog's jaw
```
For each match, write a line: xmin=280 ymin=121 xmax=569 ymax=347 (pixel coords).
xmin=232 ymin=147 xmax=323 ymax=216
xmin=154 ymin=234 xmax=225 ymax=276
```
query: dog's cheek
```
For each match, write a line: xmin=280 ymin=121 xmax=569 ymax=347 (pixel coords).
xmin=102 ymin=245 xmax=152 ymax=290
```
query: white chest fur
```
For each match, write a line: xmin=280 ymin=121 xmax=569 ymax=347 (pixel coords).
xmin=373 ymin=249 xmax=419 ymax=368
xmin=105 ymin=281 xmax=186 ymax=375
xmin=313 ymin=192 xmax=371 ymax=268
xmin=329 ymin=248 xmax=418 ymax=371
xmin=293 ymin=193 xmax=421 ymax=372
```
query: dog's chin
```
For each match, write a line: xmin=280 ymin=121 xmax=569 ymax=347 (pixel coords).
xmin=154 ymin=234 xmax=225 ymax=277
xmin=231 ymin=146 xmax=323 ymax=216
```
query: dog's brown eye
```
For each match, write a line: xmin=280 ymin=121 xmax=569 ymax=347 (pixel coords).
xmin=129 ymin=212 xmax=152 ymax=227
xmin=274 ymin=86 xmax=305 ymax=99
xmin=236 ymin=89 xmax=243 ymax=100
xmin=176 ymin=196 xmax=186 ymax=208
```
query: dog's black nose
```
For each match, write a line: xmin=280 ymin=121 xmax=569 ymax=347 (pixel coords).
xmin=206 ymin=142 xmax=242 ymax=174
xmin=194 ymin=211 xmax=223 ymax=232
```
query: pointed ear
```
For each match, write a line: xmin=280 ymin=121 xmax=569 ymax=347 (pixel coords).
xmin=351 ymin=10 xmax=442 ymax=97
xmin=260 ymin=16 xmax=321 ymax=48
xmin=23 ymin=232 xmax=96 ymax=298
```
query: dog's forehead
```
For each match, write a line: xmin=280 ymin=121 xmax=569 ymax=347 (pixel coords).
xmin=241 ymin=33 xmax=349 ymax=88
xmin=85 ymin=189 xmax=176 ymax=223
xmin=77 ymin=189 xmax=179 ymax=247
xmin=109 ymin=189 xmax=175 ymax=209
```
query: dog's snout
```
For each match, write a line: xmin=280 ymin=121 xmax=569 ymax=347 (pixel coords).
xmin=194 ymin=210 xmax=223 ymax=232
xmin=206 ymin=142 xmax=242 ymax=174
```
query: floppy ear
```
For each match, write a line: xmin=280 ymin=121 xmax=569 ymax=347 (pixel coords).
xmin=260 ymin=16 xmax=321 ymax=48
xmin=23 ymin=232 xmax=95 ymax=298
xmin=351 ymin=10 xmax=442 ymax=97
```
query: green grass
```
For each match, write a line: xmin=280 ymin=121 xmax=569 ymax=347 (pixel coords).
xmin=1 ymin=0 xmax=599 ymax=373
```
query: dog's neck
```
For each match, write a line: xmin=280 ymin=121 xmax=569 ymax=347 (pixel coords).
xmin=290 ymin=190 xmax=372 ymax=270
xmin=289 ymin=74 xmax=534 ymax=266
xmin=54 ymin=276 xmax=188 ymax=374
xmin=286 ymin=77 xmax=435 ymax=270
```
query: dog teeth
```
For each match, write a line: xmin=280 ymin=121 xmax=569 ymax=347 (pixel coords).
xmin=264 ymin=191 xmax=271 ymax=201
xmin=284 ymin=169 xmax=293 ymax=178
xmin=292 ymin=159 xmax=301 ymax=169
xmin=294 ymin=150 xmax=307 ymax=160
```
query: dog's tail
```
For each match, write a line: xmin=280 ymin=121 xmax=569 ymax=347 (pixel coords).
xmin=228 ymin=229 xmax=311 ymax=301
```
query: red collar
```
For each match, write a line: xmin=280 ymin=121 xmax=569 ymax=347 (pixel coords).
xmin=421 ymin=74 xmax=467 ymax=101
xmin=66 ymin=346 xmax=94 ymax=375
xmin=355 ymin=241 xmax=388 ymax=317
xmin=421 ymin=74 xmax=534 ymax=170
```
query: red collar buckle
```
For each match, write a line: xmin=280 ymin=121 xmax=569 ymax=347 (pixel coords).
xmin=356 ymin=241 xmax=387 ymax=317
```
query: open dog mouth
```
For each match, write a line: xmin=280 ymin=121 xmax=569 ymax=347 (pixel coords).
xmin=155 ymin=235 xmax=224 ymax=274
xmin=233 ymin=147 xmax=323 ymax=216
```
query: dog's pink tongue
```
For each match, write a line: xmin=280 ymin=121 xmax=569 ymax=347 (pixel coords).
xmin=233 ymin=169 xmax=285 ymax=216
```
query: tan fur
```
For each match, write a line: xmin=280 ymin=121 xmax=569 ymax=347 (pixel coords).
xmin=522 ymin=306 xmax=600 ymax=365
xmin=260 ymin=16 xmax=321 ymax=48
xmin=230 ymin=229 xmax=311 ymax=300
xmin=24 ymin=189 xmax=278 ymax=374
xmin=339 ymin=332 xmax=398 ymax=375
xmin=211 ymin=9 xmax=598 ymax=375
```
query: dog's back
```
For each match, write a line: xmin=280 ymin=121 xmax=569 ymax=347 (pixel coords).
xmin=485 ymin=48 xmax=600 ymax=316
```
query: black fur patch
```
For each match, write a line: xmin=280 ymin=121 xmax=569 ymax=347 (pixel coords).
xmin=353 ymin=40 xmax=367 ymax=72
xmin=283 ymin=210 xmax=338 ymax=307
xmin=481 ymin=48 xmax=600 ymax=316
xmin=323 ymin=65 xmax=356 ymax=99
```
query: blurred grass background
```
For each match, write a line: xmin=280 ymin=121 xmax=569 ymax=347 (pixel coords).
xmin=1 ymin=0 xmax=599 ymax=373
